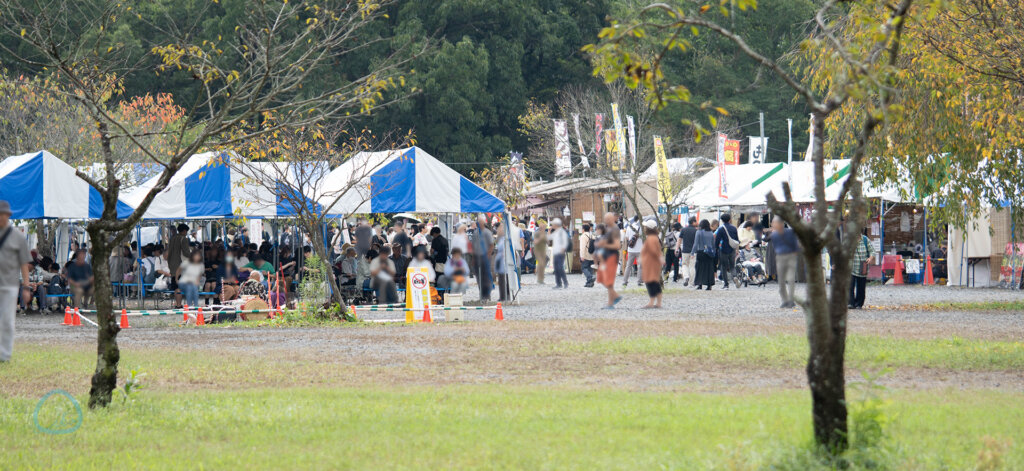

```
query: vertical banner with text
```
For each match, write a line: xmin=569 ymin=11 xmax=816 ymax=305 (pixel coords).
xmin=626 ymin=115 xmax=637 ymax=170
xmin=654 ymin=135 xmax=671 ymax=204
xmin=573 ymin=113 xmax=589 ymax=168
xmin=553 ymin=119 xmax=572 ymax=177
xmin=611 ymin=103 xmax=627 ymax=171
xmin=716 ymin=132 xmax=728 ymax=199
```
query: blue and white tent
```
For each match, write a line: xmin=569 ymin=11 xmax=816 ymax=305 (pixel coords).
xmin=0 ymin=150 xmax=133 ymax=219
xmin=124 ymin=152 xmax=325 ymax=219
xmin=318 ymin=146 xmax=505 ymax=215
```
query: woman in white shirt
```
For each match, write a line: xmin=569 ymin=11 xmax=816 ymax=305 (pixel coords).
xmin=176 ymin=251 xmax=205 ymax=308
xmin=450 ymin=224 xmax=469 ymax=254
xmin=407 ymin=249 xmax=436 ymax=283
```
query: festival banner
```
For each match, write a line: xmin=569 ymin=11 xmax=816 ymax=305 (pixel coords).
xmin=724 ymin=139 xmax=740 ymax=165
xmin=573 ymin=113 xmax=589 ymax=168
xmin=748 ymin=136 xmax=769 ymax=164
xmin=604 ymin=129 xmax=621 ymax=171
xmin=716 ymin=132 xmax=728 ymax=199
xmin=626 ymin=115 xmax=637 ymax=170
xmin=653 ymin=135 xmax=671 ymax=203
xmin=553 ymin=119 xmax=572 ymax=177
xmin=611 ymin=103 xmax=627 ymax=170
xmin=594 ymin=113 xmax=604 ymax=157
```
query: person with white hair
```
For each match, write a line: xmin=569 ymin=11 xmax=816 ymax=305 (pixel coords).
xmin=549 ymin=218 xmax=570 ymax=289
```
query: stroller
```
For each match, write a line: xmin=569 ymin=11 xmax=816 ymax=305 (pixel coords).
xmin=734 ymin=245 xmax=768 ymax=287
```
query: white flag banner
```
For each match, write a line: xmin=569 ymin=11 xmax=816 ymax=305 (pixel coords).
xmin=804 ymin=113 xmax=815 ymax=161
xmin=716 ymin=133 xmax=728 ymax=199
xmin=553 ymin=119 xmax=572 ymax=177
xmin=626 ymin=115 xmax=637 ymax=169
xmin=573 ymin=113 xmax=589 ymax=168
xmin=611 ymin=103 xmax=627 ymax=170
xmin=748 ymin=136 xmax=768 ymax=164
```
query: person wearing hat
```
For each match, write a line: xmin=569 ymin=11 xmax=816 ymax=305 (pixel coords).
xmin=0 ymin=201 xmax=32 ymax=362
xmin=549 ymin=218 xmax=570 ymax=289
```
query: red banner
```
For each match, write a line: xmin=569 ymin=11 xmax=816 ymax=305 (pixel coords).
xmin=724 ymin=139 xmax=740 ymax=165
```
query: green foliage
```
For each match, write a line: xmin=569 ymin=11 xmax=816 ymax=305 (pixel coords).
xmin=111 ymin=368 xmax=146 ymax=407
xmin=297 ymin=252 xmax=329 ymax=310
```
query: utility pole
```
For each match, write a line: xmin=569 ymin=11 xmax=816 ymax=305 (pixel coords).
xmin=787 ymin=118 xmax=793 ymax=185
xmin=759 ymin=111 xmax=765 ymax=163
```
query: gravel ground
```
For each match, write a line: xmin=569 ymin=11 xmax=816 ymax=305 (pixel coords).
xmin=7 ymin=275 xmax=1023 ymax=394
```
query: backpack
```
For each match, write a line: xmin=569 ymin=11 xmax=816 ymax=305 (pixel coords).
xmin=627 ymin=224 xmax=640 ymax=248
xmin=587 ymin=234 xmax=596 ymax=254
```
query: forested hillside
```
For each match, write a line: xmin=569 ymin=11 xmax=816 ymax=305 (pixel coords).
xmin=0 ymin=0 xmax=817 ymax=170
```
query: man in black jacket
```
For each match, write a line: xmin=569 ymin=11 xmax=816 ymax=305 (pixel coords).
xmin=429 ymin=227 xmax=449 ymax=272
xmin=677 ymin=216 xmax=698 ymax=286
xmin=715 ymin=213 xmax=739 ymax=289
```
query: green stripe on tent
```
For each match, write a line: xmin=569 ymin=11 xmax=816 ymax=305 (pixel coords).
xmin=750 ymin=163 xmax=784 ymax=188
xmin=826 ymin=164 xmax=850 ymax=187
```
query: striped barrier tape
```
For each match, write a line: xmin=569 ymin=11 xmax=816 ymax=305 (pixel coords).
xmin=357 ymin=306 xmax=496 ymax=312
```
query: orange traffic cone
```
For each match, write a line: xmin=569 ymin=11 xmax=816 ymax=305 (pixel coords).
xmin=923 ymin=257 xmax=935 ymax=285
xmin=422 ymin=305 xmax=432 ymax=323
xmin=72 ymin=308 xmax=82 ymax=326
xmin=893 ymin=264 xmax=904 ymax=285
xmin=349 ymin=305 xmax=357 ymax=319
xmin=119 ymin=309 xmax=131 ymax=329
xmin=62 ymin=307 xmax=72 ymax=326
xmin=494 ymin=302 xmax=504 ymax=321
xmin=183 ymin=304 xmax=190 ymax=323
xmin=196 ymin=307 xmax=206 ymax=326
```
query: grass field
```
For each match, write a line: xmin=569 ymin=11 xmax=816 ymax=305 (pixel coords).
xmin=4 ymin=312 xmax=1023 ymax=470
xmin=1 ymin=387 xmax=1022 ymax=470
xmin=559 ymin=334 xmax=1024 ymax=370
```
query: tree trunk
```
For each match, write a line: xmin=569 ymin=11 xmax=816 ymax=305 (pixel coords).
xmin=304 ymin=223 xmax=346 ymax=307
xmin=86 ymin=229 xmax=120 ymax=408
xmin=34 ymin=220 xmax=55 ymax=260
xmin=802 ymin=246 xmax=850 ymax=452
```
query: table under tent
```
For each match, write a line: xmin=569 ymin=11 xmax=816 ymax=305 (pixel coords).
xmin=120 ymin=147 xmax=516 ymax=306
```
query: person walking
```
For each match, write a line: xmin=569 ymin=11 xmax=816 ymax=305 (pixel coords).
xmin=622 ymin=217 xmax=643 ymax=286
xmin=662 ymin=222 xmax=680 ymax=282
xmin=549 ymin=219 xmax=570 ymax=289
xmin=640 ymin=221 xmax=664 ymax=308
xmin=691 ymin=219 xmax=717 ymax=290
xmin=533 ymin=219 xmax=548 ymax=284
xmin=678 ymin=216 xmax=697 ymax=286
xmin=596 ymin=212 xmax=623 ymax=308
xmin=769 ymin=216 xmax=800 ymax=308
xmin=714 ymin=213 xmax=739 ymax=290
xmin=167 ymin=223 xmax=191 ymax=308
xmin=471 ymin=215 xmax=494 ymax=302
xmin=849 ymin=227 xmax=876 ymax=310
xmin=0 ymin=201 xmax=31 ymax=363
xmin=579 ymin=223 xmax=596 ymax=287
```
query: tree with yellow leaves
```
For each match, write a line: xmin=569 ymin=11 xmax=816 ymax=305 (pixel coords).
xmin=0 ymin=0 xmax=424 ymax=408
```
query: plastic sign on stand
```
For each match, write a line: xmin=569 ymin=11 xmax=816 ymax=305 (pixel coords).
xmin=405 ymin=267 xmax=432 ymax=322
